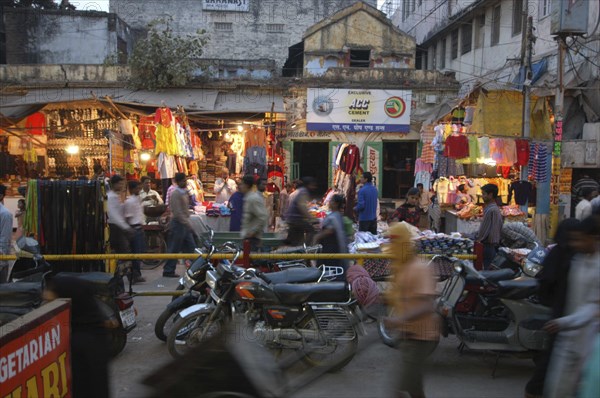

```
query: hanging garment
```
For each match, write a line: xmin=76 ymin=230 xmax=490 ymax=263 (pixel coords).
xmin=528 ymin=143 xmax=549 ymax=183
xmin=244 ymin=127 xmax=267 ymax=154
xmin=433 ymin=177 xmax=450 ymax=204
xmin=414 ymin=158 xmax=433 ymax=174
xmin=154 ymin=108 xmax=176 ymax=155
xmin=502 ymin=139 xmax=517 ymax=165
xmin=477 ymin=137 xmax=490 ymax=160
xmin=119 ymin=119 xmax=134 ymax=136
xmin=467 ymin=135 xmax=479 ymax=163
xmin=414 ymin=171 xmax=432 ymax=191
xmin=158 ymin=153 xmax=175 ymax=179
xmin=340 ymin=145 xmax=361 ymax=174
xmin=508 ymin=180 xmax=533 ymax=205
xmin=139 ymin=116 xmax=156 ymax=150
xmin=443 ymin=134 xmax=469 ymax=159
xmin=515 ymin=139 xmax=530 ymax=166
xmin=25 ymin=112 xmax=47 ymax=135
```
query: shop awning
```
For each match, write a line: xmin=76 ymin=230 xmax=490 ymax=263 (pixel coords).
xmin=1 ymin=87 xmax=283 ymax=119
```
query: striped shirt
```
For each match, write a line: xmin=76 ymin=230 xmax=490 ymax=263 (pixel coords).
xmin=477 ymin=202 xmax=503 ymax=245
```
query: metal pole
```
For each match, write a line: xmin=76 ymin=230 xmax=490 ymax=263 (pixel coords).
xmin=550 ymin=37 xmax=566 ymax=239
xmin=521 ymin=16 xmax=533 ymax=190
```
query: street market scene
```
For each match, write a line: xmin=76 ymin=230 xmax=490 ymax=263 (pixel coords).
xmin=1 ymin=0 xmax=599 ymax=397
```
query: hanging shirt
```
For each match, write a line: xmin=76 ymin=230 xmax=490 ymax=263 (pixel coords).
xmin=25 ymin=112 xmax=47 ymax=135
xmin=478 ymin=137 xmax=490 ymax=160
xmin=468 ymin=135 xmax=479 ymax=163
xmin=443 ymin=134 xmax=469 ymax=159
xmin=508 ymin=180 xmax=533 ymax=205
xmin=515 ymin=139 xmax=530 ymax=166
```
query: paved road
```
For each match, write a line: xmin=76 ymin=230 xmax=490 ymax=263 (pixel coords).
xmin=111 ymin=265 xmax=533 ymax=398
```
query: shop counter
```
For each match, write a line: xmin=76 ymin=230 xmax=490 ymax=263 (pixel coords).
xmin=444 ymin=210 xmax=481 ymax=236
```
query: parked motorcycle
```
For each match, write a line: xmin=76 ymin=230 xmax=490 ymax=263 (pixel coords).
xmin=167 ymin=248 xmax=362 ymax=371
xmin=1 ymin=237 xmax=137 ymax=357
xmin=154 ymin=242 xmax=325 ymax=342
xmin=436 ymin=258 xmax=551 ymax=353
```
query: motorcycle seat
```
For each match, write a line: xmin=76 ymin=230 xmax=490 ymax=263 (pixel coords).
xmin=273 ymin=282 xmax=350 ymax=305
xmin=56 ymin=272 xmax=116 ymax=296
xmin=0 ymin=282 xmax=42 ymax=308
xmin=497 ymin=276 xmax=538 ymax=300
xmin=465 ymin=268 xmax=515 ymax=285
xmin=263 ymin=268 xmax=322 ymax=285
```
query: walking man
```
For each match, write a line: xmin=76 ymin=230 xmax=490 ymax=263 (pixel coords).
xmin=163 ymin=173 xmax=196 ymax=278
xmin=354 ymin=172 xmax=379 ymax=235
xmin=124 ymin=180 xmax=146 ymax=284
xmin=0 ymin=184 xmax=13 ymax=283
xmin=107 ymin=175 xmax=134 ymax=268
xmin=240 ymin=175 xmax=268 ymax=251
xmin=477 ymin=184 xmax=503 ymax=268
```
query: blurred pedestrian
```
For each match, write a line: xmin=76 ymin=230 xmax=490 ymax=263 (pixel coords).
xmin=0 ymin=184 xmax=12 ymax=283
xmin=384 ymin=222 xmax=440 ymax=398
xmin=354 ymin=172 xmax=379 ymax=235
xmin=390 ymin=187 xmax=421 ymax=227
xmin=284 ymin=176 xmax=318 ymax=246
xmin=124 ymin=180 xmax=146 ymax=284
xmin=575 ymin=188 xmax=597 ymax=220
xmin=313 ymin=194 xmax=348 ymax=277
xmin=279 ymin=182 xmax=292 ymax=220
xmin=544 ymin=216 xmax=600 ymax=398
xmin=416 ymin=183 xmax=431 ymax=229
xmin=525 ymin=218 xmax=581 ymax=398
xmin=477 ymin=184 xmax=503 ymax=269
xmin=163 ymin=173 xmax=195 ymax=278
xmin=228 ymin=181 xmax=244 ymax=232
xmin=107 ymin=175 xmax=134 ymax=267
xmin=240 ymin=175 xmax=268 ymax=251
xmin=15 ymin=198 xmax=25 ymax=238
xmin=43 ymin=275 xmax=113 ymax=398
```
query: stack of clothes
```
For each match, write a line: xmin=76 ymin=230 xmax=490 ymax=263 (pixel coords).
xmin=416 ymin=232 xmax=474 ymax=255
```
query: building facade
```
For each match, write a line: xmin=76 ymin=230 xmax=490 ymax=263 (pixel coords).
xmin=109 ymin=0 xmax=377 ymax=71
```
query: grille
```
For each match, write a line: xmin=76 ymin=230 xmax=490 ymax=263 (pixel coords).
xmin=311 ymin=306 xmax=356 ymax=341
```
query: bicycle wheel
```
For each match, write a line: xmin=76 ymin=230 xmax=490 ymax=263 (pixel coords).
xmin=143 ymin=230 xmax=167 ymax=268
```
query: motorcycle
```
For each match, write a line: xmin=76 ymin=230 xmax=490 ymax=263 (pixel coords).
xmin=167 ymin=247 xmax=362 ymax=371
xmin=436 ymin=258 xmax=551 ymax=354
xmin=154 ymin=242 xmax=325 ymax=341
xmin=1 ymin=237 xmax=137 ymax=357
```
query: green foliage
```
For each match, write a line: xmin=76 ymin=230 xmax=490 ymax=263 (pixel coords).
xmin=128 ymin=17 xmax=209 ymax=90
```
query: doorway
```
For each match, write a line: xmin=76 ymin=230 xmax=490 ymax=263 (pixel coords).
xmin=293 ymin=141 xmax=329 ymax=197
xmin=382 ymin=141 xmax=418 ymax=199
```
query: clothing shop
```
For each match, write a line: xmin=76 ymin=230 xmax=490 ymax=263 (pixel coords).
xmin=417 ymin=90 xmax=554 ymax=240
xmin=284 ymin=88 xmax=417 ymax=217
xmin=1 ymin=88 xmax=286 ymax=250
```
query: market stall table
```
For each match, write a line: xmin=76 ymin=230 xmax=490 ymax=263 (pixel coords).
xmin=444 ymin=210 xmax=481 ymax=236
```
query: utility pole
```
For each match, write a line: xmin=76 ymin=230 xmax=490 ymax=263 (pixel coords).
xmin=520 ymin=9 xmax=535 ymax=212
xmin=550 ymin=36 xmax=566 ymax=239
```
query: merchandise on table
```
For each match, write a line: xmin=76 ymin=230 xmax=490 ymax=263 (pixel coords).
xmin=415 ymin=231 xmax=474 ymax=255
xmin=456 ymin=202 xmax=482 ymax=219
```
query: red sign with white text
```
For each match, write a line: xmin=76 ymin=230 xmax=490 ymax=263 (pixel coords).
xmin=0 ymin=300 xmax=71 ymax=398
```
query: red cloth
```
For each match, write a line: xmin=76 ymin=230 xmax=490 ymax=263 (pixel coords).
xmin=340 ymin=145 xmax=361 ymax=174
xmin=154 ymin=107 xmax=173 ymax=127
xmin=139 ymin=116 xmax=156 ymax=150
xmin=443 ymin=135 xmax=469 ymax=158
xmin=515 ymin=139 xmax=530 ymax=166
xmin=25 ymin=112 xmax=46 ymax=135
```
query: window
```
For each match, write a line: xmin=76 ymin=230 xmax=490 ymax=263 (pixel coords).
xmin=430 ymin=45 xmax=436 ymax=70
xmin=411 ymin=0 xmax=416 ymax=12
xmin=349 ymin=49 xmax=370 ymax=68
xmin=450 ymin=29 xmax=458 ymax=59
xmin=461 ymin=20 xmax=473 ymax=54
xmin=266 ymin=24 xmax=284 ymax=33
xmin=539 ymin=0 xmax=551 ymax=18
xmin=440 ymin=38 xmax=446 ymax=69
xmin=474 ymin=14 xmax=485 ymax=49
xmin=491 ymin=5 xmax=501 ymax=46
xmin=513 ymin=0 xmax=523 ymax=36
xmin=215 ymin=22 xmax=233 ymax=31
xmin=402 ymin=0 xmax=409 ymax=21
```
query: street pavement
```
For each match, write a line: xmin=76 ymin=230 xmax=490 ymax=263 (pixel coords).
xmin=111 ymin=264 xmax=533 ymax=398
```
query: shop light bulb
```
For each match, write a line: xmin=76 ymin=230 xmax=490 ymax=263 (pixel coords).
xmin=66 ymin=145 xmax=79 ymax=155
xmin=140 ymin=152 xmax=151 ymax=162
xmin=237 ymin=125 xmax=244 ymax=132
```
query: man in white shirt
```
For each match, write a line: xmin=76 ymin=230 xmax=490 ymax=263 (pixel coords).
xmin=139 ymin=176 xmax=163 ymax=207
xmin=214 ymin=167 xmax=237 ymax=203
xmin=0 ymin=184 xmax=13 ymax=283
xmin=107 ymin=175 xmax=134 ymax=270
xmin=575 ymin=188 xmax=597 ymax=220
xmin=124 ymin=180 xmax=146 ymax=284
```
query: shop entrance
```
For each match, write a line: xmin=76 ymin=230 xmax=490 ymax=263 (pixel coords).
xmin=293 ymin=141 xmax=329 ymax=196
xmin=382 ymin=141 xmax=418 ymax=199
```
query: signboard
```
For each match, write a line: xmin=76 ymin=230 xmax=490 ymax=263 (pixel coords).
xmin=307 ymin=88 xmax=412 ymax=133
xmin=203 ymin=0 xmax=249 ymax=12
xmin=364 ymin=142 xmax=383 ymax=197
xmin=0 ymin=300 xmax=71 ymax=398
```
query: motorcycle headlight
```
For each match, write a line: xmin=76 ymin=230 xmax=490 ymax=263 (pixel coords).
xmin=205 ymin=270 xmax=218 ymax=290
xmin=453 ymin=263 xmax=463 ymax=274
xmin=523 ymin=260 xmax=542 ymax=277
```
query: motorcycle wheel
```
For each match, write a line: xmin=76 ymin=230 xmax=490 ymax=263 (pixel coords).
xmin=167 ymin=309 xmax=223 ymax=359
xmin=108 ymin=329 xmax=127 ymax=358
xmin=378 ymin=305 xmax=401 ymax=348
xmin=154 ymin=306 xmax=180 ymax=342
xmin=300 ymin=315 xmax=358 ymax=372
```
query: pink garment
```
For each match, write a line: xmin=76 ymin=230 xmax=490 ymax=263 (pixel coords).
xmin=415 ymin=158 xmax=433 ymax=174
xmin=346 ymin=265 xmax=380 ymax=308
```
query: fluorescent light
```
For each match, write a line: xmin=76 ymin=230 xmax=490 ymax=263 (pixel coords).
xmin=66 ymin=145 xmax=79 ymax=155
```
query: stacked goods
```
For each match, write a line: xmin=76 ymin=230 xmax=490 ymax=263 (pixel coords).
xmin=416 ymin=233 xmax=474 ymax=255
xmin=456 ymin=203 xmax=483 ymax=219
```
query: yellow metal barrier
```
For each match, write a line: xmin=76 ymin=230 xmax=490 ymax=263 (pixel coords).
xmin=0 ymin=253 xmax=476 ymax=261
